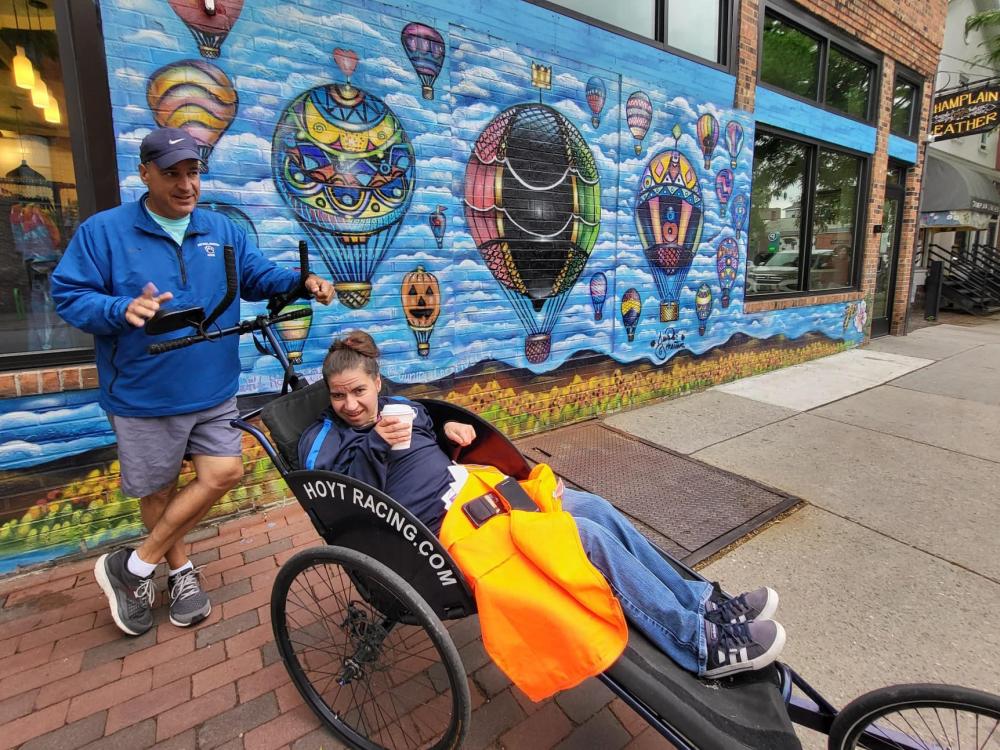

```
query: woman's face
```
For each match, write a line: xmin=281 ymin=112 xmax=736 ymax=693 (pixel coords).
xmin=327 ymin=367 xmax=382 ymax=428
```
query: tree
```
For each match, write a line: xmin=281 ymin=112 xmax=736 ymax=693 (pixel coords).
xmin=964 ymin=10 xmax=1000 ymax=68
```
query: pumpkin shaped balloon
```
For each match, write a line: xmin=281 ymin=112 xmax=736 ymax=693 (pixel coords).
xmin=401 ymin=265 xmax=441 ymax=356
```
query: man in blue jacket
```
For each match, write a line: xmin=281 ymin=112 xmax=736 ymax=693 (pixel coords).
xmin=51 ymin=127 xmax=334 ymax=637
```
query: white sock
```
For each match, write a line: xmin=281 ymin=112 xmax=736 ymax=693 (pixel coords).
xmin=127 ymin=551 xmax=157 ymax=578
xmin=169 ymin=561 xmax=193 ymax=578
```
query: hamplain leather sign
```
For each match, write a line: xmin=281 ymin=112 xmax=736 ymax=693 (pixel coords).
xmin=932 ymin=82 xmax=1000 ymax=142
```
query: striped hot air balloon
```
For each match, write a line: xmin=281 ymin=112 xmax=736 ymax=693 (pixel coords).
xmin=626 ymin=91 xmax=652 ymax=155
xmin=620 ymin=288 xmax=641 ymax=342
xmin=696 ymin=114 xmax=719 ymax=170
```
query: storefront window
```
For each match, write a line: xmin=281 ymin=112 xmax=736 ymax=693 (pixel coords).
xmin=810 ymin=149 xmax=861 ymax=290
xmin=541 ymin=0 xmax=656 ymax=39
xmin=748 ymin=129 xmax=864 ymax=298
xmin=760 ymin=13 xmax=820 ymax=99
xmin=0 ymin=0 xmax=87 ymax=356
xmin=890 ymin=77 xmax=919 ymax=137
xmin=825 ymin=45 xmax=873 ymax=120
xmin=666 ymin=1 xmax=721 ymax=62
xmin=748 ymin=133 xmax=809 ymax=294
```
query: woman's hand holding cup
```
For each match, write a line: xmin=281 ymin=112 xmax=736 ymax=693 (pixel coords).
xmin=377 ymin=404 xmax=417 ymax=450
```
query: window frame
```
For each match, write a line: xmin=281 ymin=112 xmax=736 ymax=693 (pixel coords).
xmin=758 ymin=0 xmax=882 ymax=125
xmin=889 ymin=64 xmax=924 ymax=141
xmin=524 ymin=0 xmax=738 ymax=71
xmin=0 ymin=0 xmax=118 ymax=372
xmin=748 ymin=125 xmax=870 ymax=301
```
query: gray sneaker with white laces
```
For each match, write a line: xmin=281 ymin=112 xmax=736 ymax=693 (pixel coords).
xmin=94 ymin=548 xmax=155 ymax=636
xmin=168 ymin=567 xmax=211 ymax=627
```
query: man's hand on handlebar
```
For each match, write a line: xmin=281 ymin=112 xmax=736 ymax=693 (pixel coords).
xmin=304 ymin=274 xmax=334 ymax=305
xmin=126 ymin=282 xmax=174 ymax=328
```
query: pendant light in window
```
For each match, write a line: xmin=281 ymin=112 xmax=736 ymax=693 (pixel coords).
xmin=31 ymin=79 xmax=49 ymax=109
xmin=43 ymin=98 xmax=59 ymax=124
xmin=11 ymin=1 xmax=35 ymax=89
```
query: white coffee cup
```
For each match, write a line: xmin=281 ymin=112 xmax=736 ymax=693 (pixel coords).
xmin=380 ymin=403 xmax=417 ymax=450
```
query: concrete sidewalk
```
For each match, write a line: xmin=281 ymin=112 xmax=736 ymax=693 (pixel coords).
xmin=2 ymin=318 xmax=998 ymax=750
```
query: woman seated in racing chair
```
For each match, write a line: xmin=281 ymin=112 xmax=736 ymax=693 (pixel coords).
xmin=298 ymin=330 xmax=787 ymax=680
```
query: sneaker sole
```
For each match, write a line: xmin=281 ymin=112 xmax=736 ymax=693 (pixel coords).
xmin=756 ymin=587 xmax=779 ymax=622
xmin=169 ymin=601 xmax=211 ymax=628
xmin=701 ymin=621 xmax=787 ymax=679
xmin=94 ymin=553 xmax=146 ymax=637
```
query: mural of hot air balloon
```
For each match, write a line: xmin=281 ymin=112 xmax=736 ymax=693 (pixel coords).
xmin=463 ymin=96 xmax=601 ymax=365
xmin=400 ymin=22 xmax=445 ymax=100
xmin=725 ymin=121 xmax=745 ymax=168
xmin=198 ymin=201 xmax=259 ymax=247
xmin=620 ymin=288 xmax=641 ymax=342
xmin=275 ymin=304 xmax=312 ymax=364
xmin=715 ymin=168 xmax=733 ymax=209
xmin=626 ymin=91 xmax=652 ymax=155
xmin=401 ymin=265 xmax=441 ymax=356
xmin=147 ymin=59 xmax=238 ymax=172
xmin=168 ymin=0 xmax=244 ymax=59
xmin=589 ymin=271 xmax=608 ymax=321
xmin=634 ymin=125 xmax=703 ymax=323
xmin=731 ymin=192 xmax=749 ymax=244
xmin=695 ymin=283 xmax=713 ymax=335
xmin=585 ymin=76 xmax=606 ymax=128
xmin=716 ymin=238 xmax=739 ymax=308
xmin=429 ymin=205 xmax=447 ymax=250
xmin=696 ymin=113 xmax=719 ymax=170
xmin=271 ymin=50 xmax=415 ymax=309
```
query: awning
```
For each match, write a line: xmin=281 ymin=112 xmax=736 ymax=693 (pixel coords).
xmin=922 ymin=150 xmax=1000 ymax=215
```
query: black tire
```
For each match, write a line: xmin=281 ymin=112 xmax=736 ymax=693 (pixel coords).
xmin=272 ymin=546 xmax=471 ymax=750
xmin=827 ymin=683 xmax=1000 ymax=750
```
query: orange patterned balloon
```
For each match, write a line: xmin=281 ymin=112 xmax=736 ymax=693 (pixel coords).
xmin=147 ymin=59 xmax=238 ymax=170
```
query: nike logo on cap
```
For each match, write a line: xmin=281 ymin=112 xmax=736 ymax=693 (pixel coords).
xmin=168 ymin=138 xmax=184 ymax=145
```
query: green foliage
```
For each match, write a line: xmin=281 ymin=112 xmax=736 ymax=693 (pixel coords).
xmin=965 ymin=10 xmax=1000 ymax=68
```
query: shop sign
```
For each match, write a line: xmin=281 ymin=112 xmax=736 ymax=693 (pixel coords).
xmin=970 ymin=197 xmax=1000 ymax=213
xmin=931 ymin=82 xmax=1000 ymax=141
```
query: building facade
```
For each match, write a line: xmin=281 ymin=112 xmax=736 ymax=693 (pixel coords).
xmin=0 ymin=0 xmax=946 ymax=573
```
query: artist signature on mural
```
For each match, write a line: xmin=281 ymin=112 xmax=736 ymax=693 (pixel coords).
xmin=651 ymin=328 xmax=686 ymax=358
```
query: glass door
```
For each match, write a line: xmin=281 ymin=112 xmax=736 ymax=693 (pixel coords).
xmin=872 ymin=165 xmax=906 ymax=337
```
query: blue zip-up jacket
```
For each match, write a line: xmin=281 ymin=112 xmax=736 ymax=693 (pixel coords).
xmin=297 ymin=396 xmax=454 ymax=533
xmin=50 ymin=197 xmax=300 ymax=417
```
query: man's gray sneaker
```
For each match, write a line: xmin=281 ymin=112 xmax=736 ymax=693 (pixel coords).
xmin=705 ymin=586 xmax=779 ymax=625
xmin=95 ymin=548 xmax=155 ymax=636
xmin=701 ymin=619 xmax=786 ymax=679
xmin=168 ymin=567 xmax=211 ymax=627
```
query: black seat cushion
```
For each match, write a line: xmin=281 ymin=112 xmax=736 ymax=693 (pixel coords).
xmin=260 ymin=379 xmax=331 ymax=471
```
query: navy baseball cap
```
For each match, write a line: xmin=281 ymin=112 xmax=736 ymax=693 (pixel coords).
xmin=139 ymin=127 xmax=202 ymax=169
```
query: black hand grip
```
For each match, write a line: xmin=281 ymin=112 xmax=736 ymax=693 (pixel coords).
xmin=297 ymin=240 xmax=310 ymax=283
xmin=147 ymin=337 xmax=198 ymax=355
xmin=277 ymin=307 xmax=312 ymax=322
xmin=203 ymin=245 xmax=237 ymax=329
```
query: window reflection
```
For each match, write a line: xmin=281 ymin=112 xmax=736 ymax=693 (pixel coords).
xmin=761 ymin=14 xmax=820 ymax=100
xmin=810 ymin=149 xmax=861 ymax=291
xmin=667 ymin=1 xmax=720 ymax=62
xmin=747 ymin=133 xmax=808 ymax=295
xmin=825 ymin=46 xmax=872 ymax=119
xmin=542 ymin=0 xmax=656 ymax=39
xmin=0 ymin=0 xmax=86 ymax=355
xmin=891 ymin=79 xmax=917 ymax=136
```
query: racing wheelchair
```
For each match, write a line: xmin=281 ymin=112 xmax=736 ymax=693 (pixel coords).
xmin=149 ymin=244 xmax=1000 ymax=750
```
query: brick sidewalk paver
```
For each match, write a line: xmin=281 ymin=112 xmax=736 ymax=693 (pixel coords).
xmin=0 ymin=502 xmax=673 ymax=750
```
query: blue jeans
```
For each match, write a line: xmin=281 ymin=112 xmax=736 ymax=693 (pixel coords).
xmin=561 ymin=489 xmax=712 ymax=674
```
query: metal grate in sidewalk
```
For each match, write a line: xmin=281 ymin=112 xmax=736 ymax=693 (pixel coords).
xmin=514 ymin=421 xmax=800 ymax=565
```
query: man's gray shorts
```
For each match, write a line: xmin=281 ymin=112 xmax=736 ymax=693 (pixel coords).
xmin=109 ymin=397 xmax=241 ymax=498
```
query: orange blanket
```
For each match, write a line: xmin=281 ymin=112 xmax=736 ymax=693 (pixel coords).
xmin=439 ymin=464 xmax=627 ymax=701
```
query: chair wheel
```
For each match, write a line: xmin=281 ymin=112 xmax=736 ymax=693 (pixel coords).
xmin=272 ymin=546 xmax=471 ymax=750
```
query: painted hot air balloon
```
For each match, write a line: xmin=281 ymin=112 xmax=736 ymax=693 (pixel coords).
xmin=715 ymin=168 xmax=733 ymax=209
xmin=275 ymin=304 xmax=312 ymax=364
xmin=620 ymin=288 xmax=641 ymax=342
xmin=626 ymin=91 xmax=652 ymax=155
xmin=400 ymin=22 xmax=445 ymax=101
xmin=168 ymin=0 xmax=244 ymax=59
xmin=695 ymin=283 xmax=713 ymax=335
xmin=725 ymin=121 xmax=745 ymax=168
xmin=429 ymin=205 xmax=447 ymax=249
xmin=589 ymin=271 xmax=608 ymax=321
xmin=696 ymin=114 xmax=719 ymax=170
xmin=401 ymin=265 xmax=441 ymax=356
xmin=635 ymin=125 xmax=703 ymax=323
xmin=731 ymin=192 xmax=749 ymax=243
xmin=272 ymin=51 xmax=415 ymax=309
xmin=585 ymin=76 xmax=607 ymax=128
xmin=147 ymin=59 xmax=238 ymax=172
xmin=198 ymin=201 xmax=259 ymax=246
xmin=716 ymin=237 xmax=739 ymax=308
xmin=464 ymin=102 xmax=601 ymax=364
